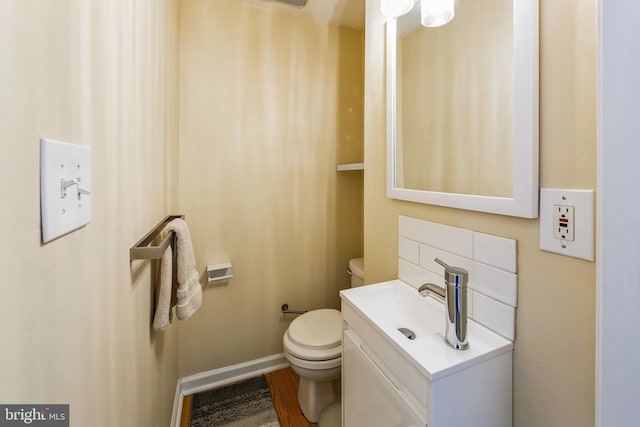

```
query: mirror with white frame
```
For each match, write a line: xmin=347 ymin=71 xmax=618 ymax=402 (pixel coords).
xmin=386 ymin=0 xmax=539 ymax=218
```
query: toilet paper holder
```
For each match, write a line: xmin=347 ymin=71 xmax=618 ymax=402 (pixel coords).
xmin=281 ymin=303 xmax=308 ymax=315
xmin=207 ymin=262 xmax=233 ymax=283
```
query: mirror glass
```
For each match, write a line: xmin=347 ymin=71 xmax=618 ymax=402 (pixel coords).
xmin=386 ymin=0 xmax=539 ymax=218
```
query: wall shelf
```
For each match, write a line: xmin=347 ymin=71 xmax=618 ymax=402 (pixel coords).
xmin=337 ymin=163 xmax=365 ymax=171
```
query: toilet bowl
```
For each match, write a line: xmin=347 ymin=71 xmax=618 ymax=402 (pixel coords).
xmin=283 ymin=309 xmax=342 ymax=422
xmin=282 ymin=258 xmax=364 ymax=423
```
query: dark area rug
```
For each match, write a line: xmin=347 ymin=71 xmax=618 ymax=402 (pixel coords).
xmin=190 ymin=375 xmax=281 ymax=427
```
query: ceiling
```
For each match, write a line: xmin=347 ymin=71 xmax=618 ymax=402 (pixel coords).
xmin=238 ymin=0 xmax=366 ymax=30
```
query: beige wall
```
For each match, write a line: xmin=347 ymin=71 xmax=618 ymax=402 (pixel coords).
xmin=0 ymin=0 xmax=595 ymax=424
xmin=0 ymin=1 xmax=180 ymax=426
xmin=364 ymin=0 xmax=596 ymax=426
xmin=178 ymin=0 xmax=364 ymax=376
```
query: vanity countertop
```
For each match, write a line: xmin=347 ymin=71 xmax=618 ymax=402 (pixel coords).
xmin=340 ymin=279 xmax=513 ymax=381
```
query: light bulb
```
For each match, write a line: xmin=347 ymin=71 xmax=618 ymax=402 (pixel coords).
xmin=381 ymin=0 xmax=417 ymax=18
xmin=420 ymin=0 xmax=454 ymax=27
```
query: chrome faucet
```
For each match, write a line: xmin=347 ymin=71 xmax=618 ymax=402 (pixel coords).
xmin=418 ymin=282 xmax=445 ymax=301
xmin=418 ymin=258 xmax=469 ymax=351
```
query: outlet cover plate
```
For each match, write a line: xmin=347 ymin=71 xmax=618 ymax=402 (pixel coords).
xmin=40 ymin=138 xmax=91 ymax=243
xmin=539 ymin=188 xmax=594 ymax=261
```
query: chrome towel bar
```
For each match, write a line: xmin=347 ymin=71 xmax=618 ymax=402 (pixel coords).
xmin=129 ymin=215 xmax=184 ymax=261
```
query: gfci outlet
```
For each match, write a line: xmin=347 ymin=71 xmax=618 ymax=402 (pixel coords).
xmin=539 ymin=189 xmax=594 ymax=261
xmin=553 ymin=205 xmax=575 ymax=241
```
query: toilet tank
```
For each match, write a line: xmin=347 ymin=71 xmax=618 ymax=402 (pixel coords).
xmin=348 ymin=258 xmax=364 ymax=287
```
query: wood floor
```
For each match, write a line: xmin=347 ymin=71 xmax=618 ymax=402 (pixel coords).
xmin=180 ymin=367 xmax=316 ymax=427
xmin=266 ymin=368 xmax=317 ymax=427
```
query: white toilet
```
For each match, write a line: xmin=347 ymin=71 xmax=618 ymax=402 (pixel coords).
xmin=282 ymin=257 xmax=364 ymax=423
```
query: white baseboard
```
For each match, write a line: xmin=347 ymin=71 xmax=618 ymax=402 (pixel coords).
xmin=170 ymin=378 xmax=182 ymax=427
xmin=170 ymin=353 xmax=289 ymax=427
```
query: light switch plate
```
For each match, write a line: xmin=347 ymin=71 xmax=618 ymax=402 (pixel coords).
xmin=40 ymin=138 xmax=91 ymax=243
xmin=539 ymin=188 xmax=594 ymax=261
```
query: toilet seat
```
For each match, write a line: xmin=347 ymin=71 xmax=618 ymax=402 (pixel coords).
xmin=284 ymin=351 xmax=342 ymax=371
xmin=284 ymin=333 xmax=342 ymax=362
xmin=284 ymin=309 xmax=342 ymax=362
xmin=288 ymin=309 xmax=342 ymax=349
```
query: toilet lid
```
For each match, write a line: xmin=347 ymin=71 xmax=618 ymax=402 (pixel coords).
xmin=287 ymin=309 xmax=342 ymax=350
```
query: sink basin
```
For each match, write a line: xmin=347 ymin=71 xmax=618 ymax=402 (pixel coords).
xmin=340 ymin=279 xmax=512 ymax=380
xmin=342 ymin=279 xmax=444 ymax=339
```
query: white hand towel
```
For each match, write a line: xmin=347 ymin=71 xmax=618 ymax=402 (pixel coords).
xmin=152 ymin=218 xmax=202 ymax=331
xmin=152 ymin=244 xmax=174 ymax=331
xmin=165 ymin=218 xmax=202 ymax=320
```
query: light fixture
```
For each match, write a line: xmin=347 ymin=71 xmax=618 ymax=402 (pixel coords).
xmin=420 ymin=0 xmax=454 ymax=27
xmin=380 ymin=0 xmax=416 ymax=18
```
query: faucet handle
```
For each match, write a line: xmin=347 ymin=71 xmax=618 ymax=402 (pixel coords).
xmin=434 ymin=258 xmax=451 ymax=269
xmin=434 ymin=258 xmax=468 ymax=285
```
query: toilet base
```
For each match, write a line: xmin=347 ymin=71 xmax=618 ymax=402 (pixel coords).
xmin=318 ymin=402 xmax=342 ymax=427
xmin=297 ymin=376 xmax=340 ymax=423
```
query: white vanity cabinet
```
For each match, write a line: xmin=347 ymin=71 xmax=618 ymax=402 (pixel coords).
xmin=341 ymin=292 xmax=513 ymax=427
xmin=343 ymin=329 xmax=426 ymax=426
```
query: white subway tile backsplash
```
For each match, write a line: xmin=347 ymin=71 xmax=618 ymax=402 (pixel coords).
xmin=467 ymin=288 xmax=474 ymax=319
xmin=398 ymin=259 xmax=443 ymax=290
xmin=398 ymin=216 xmax=518 ymax=341
xmin=474 ymin=232 xmax=517 ymax=273
xmin=399 ymin=237 xmax=420 ymax=265
xmin=420 ymin=244 xmax=474 ymax=275
xmin=422 ymin=221 xmax=474 ymax=258
xmin=399 ymin=216 xmax=423 ymax=240
xmin=421 ymin=244 xmax=517 ymax=307
xmin=470 ymin=263 xmax=518 ymax=307
xmin=472 ymin=292 xmax=516 ymax=341
xmin=399 ymin=216 xmax=473 ymax=258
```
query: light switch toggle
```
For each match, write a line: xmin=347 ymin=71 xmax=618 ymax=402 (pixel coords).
xmin=61 ymin=179 xmax=76 ymax=198
xmin=76 ymin=178 xmax=90 ymax=196
xmin=60 ymin=178 xmax=91 ymax=199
